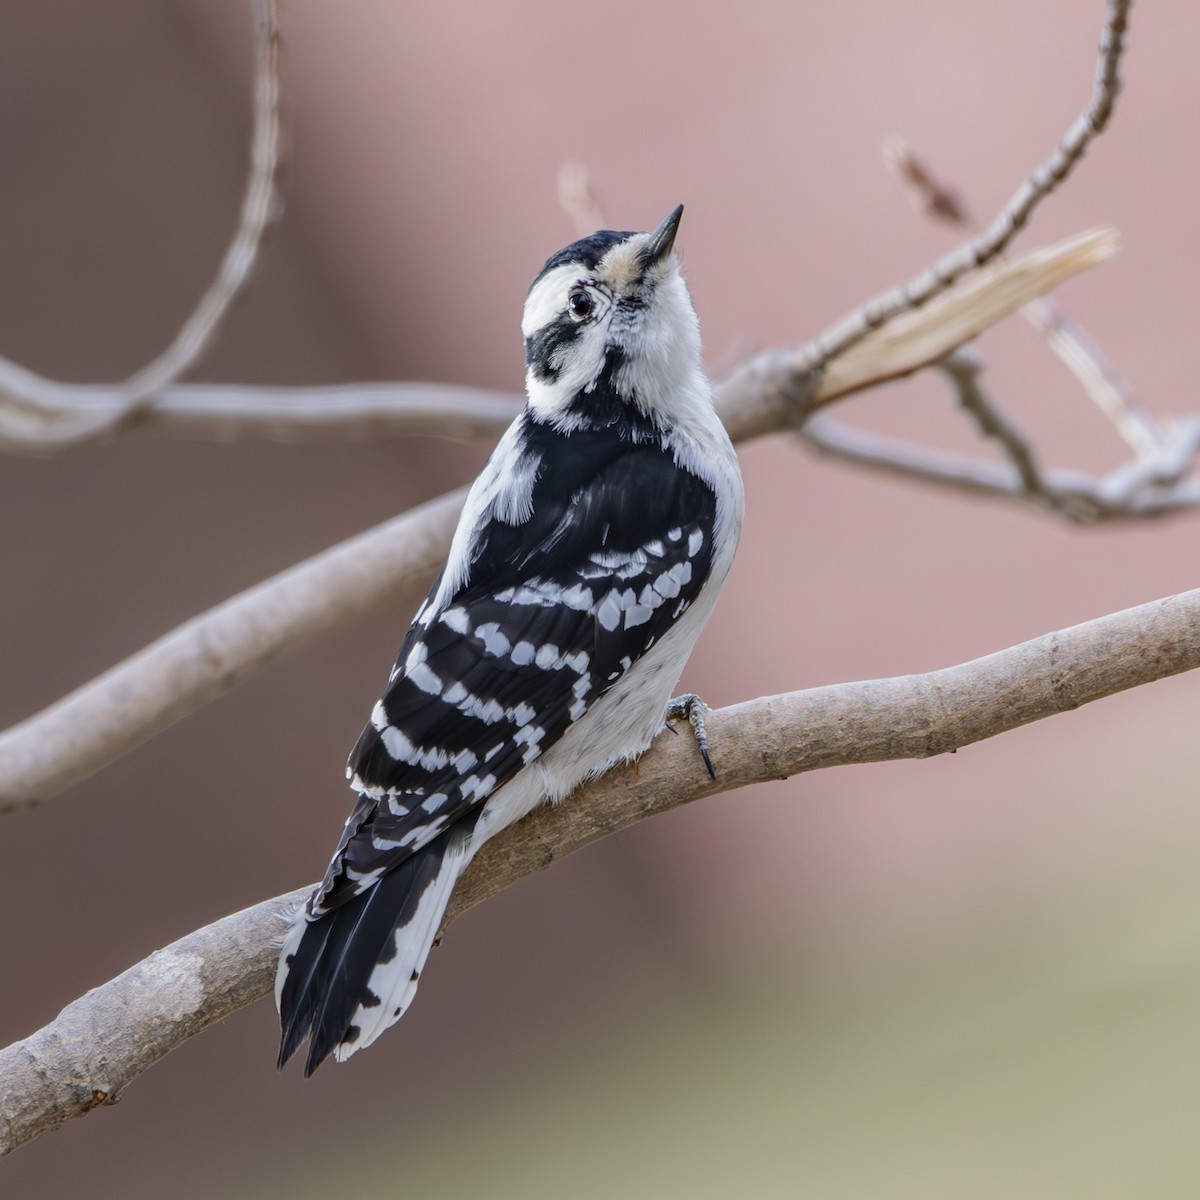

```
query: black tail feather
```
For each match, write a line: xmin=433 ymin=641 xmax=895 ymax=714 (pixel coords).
xmin=278 ymin=842 xmax=449 ymax=1076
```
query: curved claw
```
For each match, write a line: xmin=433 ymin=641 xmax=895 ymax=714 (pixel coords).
xmin=665 ymin=693 xmax=716 ymax=780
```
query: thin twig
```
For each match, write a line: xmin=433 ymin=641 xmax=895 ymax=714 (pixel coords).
xmin=4 ymin=582 xmax=1200 ymax=1157
xmin=797 ymin=415 xmax=1200 ymax=522
xmin=800 ymin=0 xmax=1130 ymax=372
xmin=938 ymin=346 xmax=1044 ymax=496
xmin=1022 ymin=297 xmax=1164 ymax=456
xmin=0 ymin=0 xmax=282 ymax=447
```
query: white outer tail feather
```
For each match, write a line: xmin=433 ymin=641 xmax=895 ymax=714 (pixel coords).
xmin=332 ymin=834 xmax=476 ymax=1061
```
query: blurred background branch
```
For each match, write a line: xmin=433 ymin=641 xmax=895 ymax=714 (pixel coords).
xmin=0 ymin=0 xmax=281 ymax=450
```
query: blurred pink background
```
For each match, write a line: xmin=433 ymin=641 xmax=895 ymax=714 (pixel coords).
xmin=3 ymin=1 xmax=1199 ymax=1194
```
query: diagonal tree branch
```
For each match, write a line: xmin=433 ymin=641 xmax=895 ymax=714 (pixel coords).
xmin=4 ymin=583 xmax=1199 ymax=1158
xmin=0 ymin=488 xmax=465 ymax=812
xmin=0 ymin=231 xmax=1115 ymax=814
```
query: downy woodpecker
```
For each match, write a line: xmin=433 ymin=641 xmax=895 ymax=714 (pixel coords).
xmin=277 ymin=205 xmax=744 ymax=1074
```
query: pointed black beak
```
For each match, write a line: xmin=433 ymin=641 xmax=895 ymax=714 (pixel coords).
xmin=642 ymin=204 xmax=684 ymax=266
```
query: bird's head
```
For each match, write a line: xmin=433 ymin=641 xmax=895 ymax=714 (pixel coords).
xmin=521 ymin=205 xmax=703 ymax=431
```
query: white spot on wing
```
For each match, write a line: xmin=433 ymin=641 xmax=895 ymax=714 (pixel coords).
xmin=408 ymin=661 xmax=443 ymax=696
xmin=476 ymin=623 xmax=511 ymax=656
xmin=561 ymin=583 xmax=593 ymax=610
xmin=653 ymin=572 xmax=681 ymax=599
xmin=623 ymin=604 xmax=652 ymax=628
xmin=379 ymin=726 xmax=451 ymax=772
xmin=441 ymin=607 xmax=470 ymax=633
xmin=597 ymin=592 xmax=621 ymax=631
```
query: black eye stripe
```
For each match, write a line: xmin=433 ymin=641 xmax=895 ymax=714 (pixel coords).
xmin=524 ymin=316 xmax=585 ymax=381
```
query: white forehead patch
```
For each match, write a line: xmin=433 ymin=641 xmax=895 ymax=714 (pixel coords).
xmin=522 ymin=263 xmax=583 ymax=338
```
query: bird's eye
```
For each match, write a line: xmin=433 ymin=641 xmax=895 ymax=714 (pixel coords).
xmin=567 ymin=289 xmax=594 ymax=321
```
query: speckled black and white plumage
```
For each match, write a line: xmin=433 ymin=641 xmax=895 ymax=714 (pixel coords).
xmin=277 ymin=206 xmax=744 ymax=1075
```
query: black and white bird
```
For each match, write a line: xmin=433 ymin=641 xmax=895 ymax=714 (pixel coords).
xmin=276 ymin=205 xmax=744 ymax=1075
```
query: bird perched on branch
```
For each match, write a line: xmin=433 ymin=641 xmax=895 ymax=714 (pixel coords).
xmin=277 ymin=205 xmax=744 ymax=1075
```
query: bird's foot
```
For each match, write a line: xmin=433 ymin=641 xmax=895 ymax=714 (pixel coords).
xmin=665 ymin=693 xmax=716 ymax=780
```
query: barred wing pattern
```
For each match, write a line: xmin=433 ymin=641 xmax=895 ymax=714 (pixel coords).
xmin=314 ymin=438 xmax=717 ymax=917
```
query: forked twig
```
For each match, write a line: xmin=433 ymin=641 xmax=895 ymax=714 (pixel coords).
xmin=799 ymin=0 xmax=1130 ymax=372
xmin=886 ymin=137 xmax=1164 ymax=459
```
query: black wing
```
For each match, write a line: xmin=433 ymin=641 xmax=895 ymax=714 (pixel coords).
xmin=312 ymin=436 xmax=716 ymax=915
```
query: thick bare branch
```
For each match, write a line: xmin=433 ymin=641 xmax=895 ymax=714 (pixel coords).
xmin=0 ymin=0 xmax=281 ymax=449
xmin=0 ymin=231 xmax=1113 ymax=812
xmin=799 ymin=0 xmax=1130 ymax=371
xmin=5 ymin=583 xmax=1200 ymax=1158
